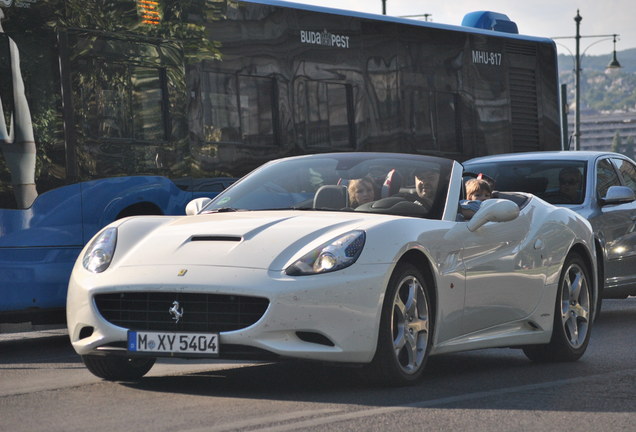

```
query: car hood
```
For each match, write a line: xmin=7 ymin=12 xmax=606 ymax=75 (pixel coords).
xmin=113 ymin=211 xmax=376 ymax=271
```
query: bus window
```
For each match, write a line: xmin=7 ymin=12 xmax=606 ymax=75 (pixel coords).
xmin=238 ymin=75 xmax=276 ymax=146
xmin=294 ymin=79 xmax=354 ymax=150
xmin=201 ymin=73 xmax=276 ymax=146
xmin=327 ymin=83 xmax=353 ymax=149
xmin=89 ymin=64 xmax=128 ymax=139
xmin=368 ymin=56 xmax=399 ymax=133
xmin=202 ymin=71 xmax=240 ymax=142
xmin=411 ymin=89 xmax=434 ymax=152
xmin=306 ymin=80 xmax=329 ymax=148
xmin=78 ymin=62 xmax=165 ymax=141
xmin=132 ymin=66 xmax=166 ymax=141
xmin=435 ymin=92 xmax=461 ymax=153
xmin=412 ymin=91 xmax=460 ymax=154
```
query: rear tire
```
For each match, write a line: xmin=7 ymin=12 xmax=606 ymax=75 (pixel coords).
xmin=82 ymin=355 xmax=155 ymax=381
xmin=523 ymin=252 xmax=592 ymax=362
xmin=364 ymin=262 xmax=433 ymax=386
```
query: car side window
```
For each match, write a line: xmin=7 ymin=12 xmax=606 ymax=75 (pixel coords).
xmin=596 ymin=159 xmax=620 ymax=199
xmin=611 ymin=158 xmax=636 ymax=192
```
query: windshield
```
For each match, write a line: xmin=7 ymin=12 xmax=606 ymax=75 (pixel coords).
xmin=465 ymin=159 xmax=587 ymax=205
xmin=203 ymin=153 xmax=453 ymax=219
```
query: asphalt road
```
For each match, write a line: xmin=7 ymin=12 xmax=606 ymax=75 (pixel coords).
xmin=1 ymin=298 xmax=635 ymax=432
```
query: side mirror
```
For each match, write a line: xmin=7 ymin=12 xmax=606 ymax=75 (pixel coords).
xmin=185 ymin=197 xmax=212 ymax=216
xmin=601 ymin=185 xmax=635 ymax=206
xmin=467 ymin=199 xmax=519 ymax=232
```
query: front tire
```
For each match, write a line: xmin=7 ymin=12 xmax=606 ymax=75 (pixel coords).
xmin=82 ymin=355 xmax=156 ymax=381
xmin=366 ymin=262 xmax=433 ymax=386
xmin=523 ymin=252 xmax=592 ymax=362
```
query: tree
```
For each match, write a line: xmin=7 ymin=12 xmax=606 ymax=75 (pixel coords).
xmin=625 ymin=136 xmax=635 ymax=160
xmin=611 ymin=131 xmax=622 ymax=153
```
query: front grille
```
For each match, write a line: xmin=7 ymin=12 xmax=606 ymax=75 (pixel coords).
xmin=94 ymin=292 xmax=269 ymax=332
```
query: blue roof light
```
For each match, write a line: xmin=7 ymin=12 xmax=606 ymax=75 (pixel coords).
xmin=461 ymin=11 xmax=519 ymax=34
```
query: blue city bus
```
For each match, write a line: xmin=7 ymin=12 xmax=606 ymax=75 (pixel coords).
xmin=0 ymin=0 xmax=561 ymax=324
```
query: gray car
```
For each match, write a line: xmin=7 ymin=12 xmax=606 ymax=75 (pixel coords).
xmin=464 ymin=151 xmax=636 ymax=312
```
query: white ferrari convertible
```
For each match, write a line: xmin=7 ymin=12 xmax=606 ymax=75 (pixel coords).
xmin=67 ymin=153 xmax=597 ymax=385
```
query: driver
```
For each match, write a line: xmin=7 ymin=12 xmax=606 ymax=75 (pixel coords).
xmin=405 ymin=168 xmax=440 ymax=209
xmin=541 ymin=167 xmax=582 ymax=204
xmin=558 ymin=167 xmax=582 ymax=203
xmin=383 ymin=167 xmax=439 ymax=210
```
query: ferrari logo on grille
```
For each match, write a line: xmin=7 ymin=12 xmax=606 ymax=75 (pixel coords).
xmin=169 ymin=301 xmax=184 ymax=323
xmin=177 ymin=269 xmax=188 ymax=276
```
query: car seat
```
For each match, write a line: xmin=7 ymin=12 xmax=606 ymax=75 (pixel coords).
xmin=381 ymin=169 xmax=403 ymax=198
xmin=313 ymin=185 xmax=349 ymax=209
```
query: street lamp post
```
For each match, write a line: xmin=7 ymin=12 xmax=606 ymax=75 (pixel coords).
xmin=553 ymin=10 xmax=621 ymax=150
xmin=574 ymin=11 xmax=582 ymax=151
xmin=382 ymin=0 xmax=386 ymax=15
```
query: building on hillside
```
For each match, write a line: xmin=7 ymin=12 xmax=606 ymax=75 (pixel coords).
xmin=568 ymin=112 xmax=636 ymax=152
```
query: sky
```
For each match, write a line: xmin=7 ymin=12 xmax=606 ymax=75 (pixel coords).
xmin=289 ymin=0 xmax=635 ymax=57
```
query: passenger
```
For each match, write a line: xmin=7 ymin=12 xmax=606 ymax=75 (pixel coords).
xmin=466 ymin=178 xmax=492 ymax=202
xmin=459 ymin=178 xmax=492 ymax=219
xmin=348 ymin=176 xmax=376 ymax=208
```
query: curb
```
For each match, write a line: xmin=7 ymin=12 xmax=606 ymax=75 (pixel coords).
xmin=0 ymin=328 xmax=68 ymax=343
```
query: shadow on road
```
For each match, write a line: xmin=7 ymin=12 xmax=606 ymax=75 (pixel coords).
xmin=2 ymin=299 xmax=635 ymax=414
xmin=117 ymin=300 xmax=636 ymax=412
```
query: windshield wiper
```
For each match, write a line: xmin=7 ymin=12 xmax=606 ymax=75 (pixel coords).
xmin=205 ymin=207 xmax=322 ymax=212
xmin=204 ymin=207 xmax=241 ymax=213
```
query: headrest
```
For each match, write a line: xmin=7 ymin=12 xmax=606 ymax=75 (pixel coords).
xmin=381 ymin=169 xmax=403 ymax=198
xmin=313 ymin=185 xmax=349 ymax=209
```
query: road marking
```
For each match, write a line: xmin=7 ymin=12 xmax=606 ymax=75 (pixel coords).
xmin=185 ymin=408 xmax=343 ymax=432
xmin=185 ymin=368 xmax=636 ymax=432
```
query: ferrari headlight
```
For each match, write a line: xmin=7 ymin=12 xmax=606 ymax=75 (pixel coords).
xmin=82 ymin=227 xmax=117 ymax=273
xmin=286 ymin=230 xmax=366 ymax=276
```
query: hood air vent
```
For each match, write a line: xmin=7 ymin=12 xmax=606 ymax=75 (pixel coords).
xmin=190 ymin=235 xmax=242 ymax=242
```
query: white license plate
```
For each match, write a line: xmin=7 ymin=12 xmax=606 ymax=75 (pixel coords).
xmin=128 ymin=331 xmax=219 ymax=355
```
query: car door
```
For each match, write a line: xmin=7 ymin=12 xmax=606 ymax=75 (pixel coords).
xmin=460 ymin=202 xmax=545 ymax=333
xmin=597 ymin=157 xmax=636 ymax=290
